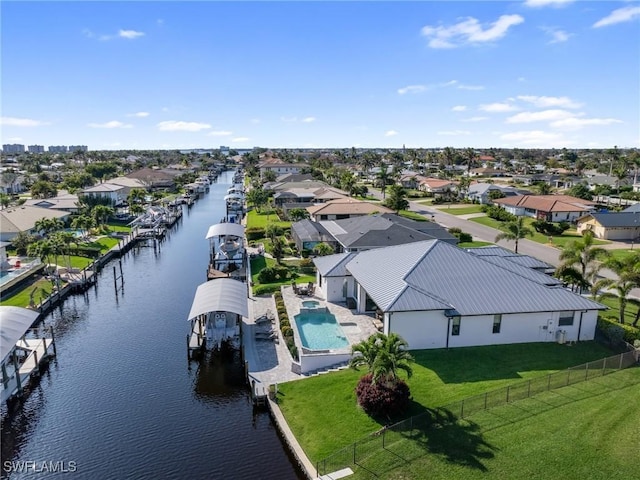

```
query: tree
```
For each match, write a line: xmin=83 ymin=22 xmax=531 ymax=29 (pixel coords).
xmin=0 ymin=193 xmax=10 ymax=209
xmin=555 ymin=230 xmax=608 ymax=293
xmin=288 ymin=208 xmax=309 ymax=222
xmin=262 ymin=170 xmax=277 ymax=183
xmin=271 ymin=236 xmax=285 ymax=264
xmin=592 ymin=252 xmax=640 ymax=324
xmin=127 ymin=188 xmax=147 ymax=206
xmin=27 ymin=239 xmax=54 ymax=274
xmin=30 ymin=180 xmax=57 ymax=199
xmin=34 ymin=217 xmax=64 ymax=237
xmin=312 ymin=242 xmax=334 ymax=256
xmin=534 ymin=182 xmax=551 ymax=195
xmin=376 ymin=162 xmax=390 ymax=199
xmin=71 ymin=215 xmax=95 ymax=239
xmin=383 ymin=184 xmax=409 ymax=213
xmin=85 ymin=162 xmax=118 ymax=183
xmin=458 ymin=176 xmax=472 ymax=199
xmin=465 ymin=147 xmax=476 ymax=176
xmin=494 ymin=216 xmax=533 ymax=254
xmin=568 ymin=183 xmax=593 ymax=200
xmin=264 ymin=223 xmax=283 ymax=242
xmin=11 ymin=231 xmax=37 ymax=256
xmin=92 ymin=205 xmax=114 ymax=227
xmin=246 ymin=186 xmax=268 ymax=212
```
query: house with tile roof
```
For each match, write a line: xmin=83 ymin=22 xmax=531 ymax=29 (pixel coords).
xmin=493 ymin=194 xmax=596 ymax=223
xmin=306 ymin=198 xmax=393 ymax=221
xmin=417 ymin=178 xmax=457 ymax=197
xmin=314 ymin=240 xmax=604 ymax=349
xmin=0 ymin=205 xmax=70 ymax=242
xmin=576 ymin=211 xmax=640 ymax=240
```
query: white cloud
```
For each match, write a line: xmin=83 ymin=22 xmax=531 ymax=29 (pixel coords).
xmin=127 ymin=112 xmax=150 ymax=118
xmin=479 ymin=102 xmax=519 ymax=112
xmin=516 ymin=95 xmax=582 ymax=109
xmin=457 ymin=84 xmax=485 ymax=91
xmin=421 ymin=14 xmax=524 ymax=48
xmin=397 ymin=85 xmax=428 ymax=95
xmin=88 ymin=120 xmax=133 ymax=129
xmin=550 ymin=117 xmax=623 ymax=129
xmin=302 ymin=117 xmax=316 ymax=123
xmin=593 ymin=6 xmax=640 ymax=28
xmin=437 ymin=130 xmax=471 ymax=136
xmin=461 ymin=116 xmax=489 ymax=122
xmin=506 ymin=109 xmax=576 ymax=123
xmin=156 ymin=121 xmax=211 ymax=131
xmin=1 ymin=116 xmax=50 ymax=127
xmin=280 ymin=116 xmax=297 ymax=123
xmin=119 ymin=29 xmax=145 ymax=39
xmin=541 ymin=27 xmax=572 ymax=43
xmin=231 ymin=137 xmax=250 ymax=143
xmin=207 ymin=130 xmax=233 ymax=136
xmin=385 ymin=130 xmax=399 ymax=137
xmin=452 ymin=105 xmax=467 ymax=112
xmin=525 ymin=0 xmax=574 ymax=7
xmin=500 ymin=130 xmax=563 ymax=144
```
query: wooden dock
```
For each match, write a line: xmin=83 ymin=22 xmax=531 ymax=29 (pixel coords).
xmin=1 ymin=330 xmax=56 ymax=404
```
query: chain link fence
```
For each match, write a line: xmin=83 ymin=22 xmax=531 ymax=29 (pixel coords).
xmin=316 ymin=349 xmax=639 ymax=477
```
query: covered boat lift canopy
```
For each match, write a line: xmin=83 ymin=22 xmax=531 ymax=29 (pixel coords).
xmin=186 ymin=278 xmax=249 ymax=321
xmin=224 ymin=193 xmax=244 ymax=202
xmin=0 ymin=306 xmax=40 ymax=363
xmin=205 ymin=222 xmax=245 ymax=240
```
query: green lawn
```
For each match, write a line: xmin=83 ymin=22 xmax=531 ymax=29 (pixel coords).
xmin=398 ymin=210 xmax=428 ymax=222
xmin=250 ymin=256 xmax=315 ymax=295
xmin=277 ymin=342 xmax=616 ymax=462
xmin=246 ymin=209 xmax=291 ymax=230
xmin=606 ymin=248 xmax=639 ymax=262
xmin=438 ymin=205 xmax=485 ymax=216
xmin=458 ymin=241 xmax=493 ymax=248
xmin=470 ymin=216 xmax=609 ymax=248
xmin=347 ymin=367 xmax=640 ymax=479
xmin=597 ymin=295 xmax=639 ymax=326
xmin=1 ymin=278 xmax=57 ymax=307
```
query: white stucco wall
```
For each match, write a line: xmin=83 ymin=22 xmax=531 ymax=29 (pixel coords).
xmin=388 ymin=309 xmax=599 ymax=350
xmin=323 ymin=276 xmax=346 ymax=303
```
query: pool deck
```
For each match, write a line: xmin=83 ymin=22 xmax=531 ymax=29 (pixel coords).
xmin=242 ymin=285 xmax=380 ymax=479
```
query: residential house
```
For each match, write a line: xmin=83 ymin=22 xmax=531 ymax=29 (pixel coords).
xmin=576 ymin=211 xmax=640 ymax=240
xmin=0 ymin=173 xmax=26 ymax=195
xmin=466 ymin=183 xmax=530 ymax=204
xmin=126 ymin=167 xmax=177 ymax=190
xmin=417 ymin=178 xmax=457 ymax=197
xmin=258 ymin=158 xmax=308 ymax=176
xmin=25 ymin=191 xmax=80 ymax=213
xmin=493 ymin=194 xmax=595 ymax=223
xmin=0 ymin=205 xmax=70 ymax=242
xmin=80 ymin=183 xmax=127 ymax=206
xmin=306 ymin=198 xmax=393 ymax=221
xmin=292 ymin=213 xmax=457 ymax=253
xmin=467 ymin=167 xmax=507 ymax=178
xmin=314 ymin=240 xmax=604 ymax=350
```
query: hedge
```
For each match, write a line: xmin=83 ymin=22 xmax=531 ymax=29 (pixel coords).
xmin=597 ymin=316 xmax=640 ymax=343
xmin=246 ymin=227 xmax=266 ymax=241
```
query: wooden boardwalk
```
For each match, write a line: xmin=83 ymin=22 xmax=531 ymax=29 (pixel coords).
xmin=1 ymin=336 xmax=55 ymax=404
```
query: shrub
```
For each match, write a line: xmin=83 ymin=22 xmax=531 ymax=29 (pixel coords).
xmin=301 ymin=249 xmax=311 ymax=258
xmin=448 ymin=227 xmax=472 ymax=243
xmin=281 ymin=326 xmax=293 ymax=338
xmin=355 ymin=374 xmax=411 ymax=418
xmin=482 ymin=205 xmax=515 ymax=222
xmin=252 ymin=284 xmax=282 ymax=296
xmin=598 ymin=317 xmax=640 ymax=343
xmin=257 ymin=265 xmax=290 ymax=283
xmin=246 ymin=227 xmax=266 ymax=241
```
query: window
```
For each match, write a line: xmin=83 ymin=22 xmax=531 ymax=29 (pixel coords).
xmin=558 ymin=312 xmax=574 ymax=326
xmin=451 ymin=316 xmax=461 ymax=336
xmin=493 ymin=314 xmax=502 ymax=334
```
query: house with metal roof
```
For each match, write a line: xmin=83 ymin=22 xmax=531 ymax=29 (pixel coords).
xmin=306 ymin=198 xmax=394 ymax=221
xmin=314 ymin=240 xmax=605 ymax=350
xmin=576 ymin=211 xmax=640 ymax=240
xmin=0 ymin=205 xmax=71 ymax=242
xmin=466 ymin=183 xmax=530 ymax=205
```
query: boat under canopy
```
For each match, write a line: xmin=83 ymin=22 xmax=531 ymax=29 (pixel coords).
xmin=0 ymin=306 xmax=40 ymax=363
xmin=205 ymin=222 xmax=245 ymax=240
xmin=224 ymin=193 xmax=244 ymax=202
xmin=186 ymin=278 xmax=249 ymax=322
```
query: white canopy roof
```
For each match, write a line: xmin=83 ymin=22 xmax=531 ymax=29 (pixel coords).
xmin=0 ymin=306 xmax=41 ymax=363
xmin=186 ymin=279 xmax=249 ymax=321
xmin=224 ymin=193 xmax=244 ymax=201
xmin=205 ymin=222 xmax=245 ymax=240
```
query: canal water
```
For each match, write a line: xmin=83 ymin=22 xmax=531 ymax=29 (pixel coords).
xmin=1 ymin=171 xmax=305 ymax=479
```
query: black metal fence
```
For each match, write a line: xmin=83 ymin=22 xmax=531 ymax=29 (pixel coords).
xmin=315 ymin=350 xmax=639 ymax=477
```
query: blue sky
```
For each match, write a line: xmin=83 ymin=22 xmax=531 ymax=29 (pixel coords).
xmin=2 ymin=1 xmax=639 ymax=150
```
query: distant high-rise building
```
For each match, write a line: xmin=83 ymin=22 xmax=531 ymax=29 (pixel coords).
xmin=48 ymin=145 xmax=68 ymax=153
xmin=28 ymin=145 xmax=45 ymax=153
xmin=2 ymin=144 xmax=25 ymax=154
xmin=69 ymin=145 xmax=88 ymax=152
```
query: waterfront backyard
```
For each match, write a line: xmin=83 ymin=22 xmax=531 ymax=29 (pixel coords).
xmin=275 ymin=341 xmax=621 ymax=463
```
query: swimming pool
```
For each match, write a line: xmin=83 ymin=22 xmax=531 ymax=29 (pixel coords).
xmin=301 ymin=300 xmax=320 ymax=309
xmin=294 ymin=311 xmax=349 ymax=351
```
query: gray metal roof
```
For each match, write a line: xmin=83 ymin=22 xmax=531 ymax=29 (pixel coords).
xmin=346 ymin=240 xmax=604 ymax=315
xmin=589 ymin=212 xmax=640 ymax=228
xmin=623 ymin=203 xmax=640 ymax=213
xmin=291 ymin=219 xmax=333 ymax=243
xmin=466 ymin=247 xmax=553 ymax=270
xmin=205 ymin=222 xmax=245 ymax=239
xmin=186 ymin=279 xmax=248 ymax=321
xmin=474 ymin=255 xmax=562 ymax=286
xmin=1 ymin=306 xmax=41 ymax=363
xmin=313 ymin=252 xmax=357 ymax=277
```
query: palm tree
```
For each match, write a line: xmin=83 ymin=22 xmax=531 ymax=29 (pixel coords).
xmin=92 ymin=205 xmax=114 ymax=228
xmin=350 ymin=332 xmax=413 ymax=385
xmin=592 ymin=252 xmax=640 ymax=324
xmin=494 ymin=217 xmax=533 ymax=254
xmin=312 ymin=242 xmax=334 ymax=256
xmin=556 ymin=230 xmax=608 ymax=293
xmin=465 ymin=147 xmax=476 ymax=176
